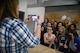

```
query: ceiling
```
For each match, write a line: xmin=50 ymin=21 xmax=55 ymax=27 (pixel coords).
xmin=27 ymin=0 xmax=79 ymax=7
xmin=27 ymin=0 xmax=49 ymax=4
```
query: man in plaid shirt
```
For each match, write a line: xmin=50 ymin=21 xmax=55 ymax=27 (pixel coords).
xmin=0 ymin=0 xmax=41 ymax=53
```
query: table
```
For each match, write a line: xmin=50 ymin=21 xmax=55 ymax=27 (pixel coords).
xmin=28 ymin=44 xmax=63 ymax=53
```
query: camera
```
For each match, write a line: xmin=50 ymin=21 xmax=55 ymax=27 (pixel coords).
xmin=32 ymin=15 xmax=38 ymax=21
xmin=59 ymin=36 xmax=66 ymax=44
xmin=60 ymin=36 xmax=66 ymax=41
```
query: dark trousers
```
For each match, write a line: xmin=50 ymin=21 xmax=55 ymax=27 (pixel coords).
xmin=69 ymin=49 xmax=77 ymax=53
xmin=59 ymin=46 xmax=69 ymax=53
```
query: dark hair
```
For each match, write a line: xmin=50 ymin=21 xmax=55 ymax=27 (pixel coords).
xmin=44 ymin=18 xmax=49 ymax=23
xmin=69 ymin=30 xmax=78 ymax=37
xmin=67 ymin=24 xmax=76 ymax=31
xmin=58 ymin=22 xmax=63 ymax=25
xmin=56 ymin=22 xmax=63 ymax=30
xmin=71 ymin=24 xmax=76 ymax=29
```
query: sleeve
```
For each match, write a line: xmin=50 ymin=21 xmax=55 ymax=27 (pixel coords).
xmin=74 ymin=37 xmax=80 ymax=46
xmin=74 ymin=37 xmax=80 ymax=50
xmin=11 ymin=20 xmax=40 ymax=48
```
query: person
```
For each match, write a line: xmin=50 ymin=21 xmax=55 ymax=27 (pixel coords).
xmin=52 ymin=21 xmax=57 ymax=35
xmin=50 ymin=19 xmax=55 ymax=26
xmin=63 ymin=19 xmax=69 ymax=28
xmin=47 ymin=22 xmax=52 ymax=27
xmin=0 ymin=0 xmax=41 ymax=53
xmin=67 ymin=24 xmax=76 ymax=31
xmin=42 ymin=18 xmax=49 ymax=33
xmin=40 ymin=26 xmax=45 ymax=45
xmin=67 ymin=24 xmax=80 ymax=37
xmin=57 ymin=22 xmax=63 ymax=27
xmin=68 ymin=30 xmax=80 ymax=53
xmin=42 ymin=18 xmax=49 ymax=28
xmin=56 ymin=26 xmax=68 ymax=53
xmin=56 ymin=22 xmax=63 ymax=31
xmin=44 ymin=27 xmax=56 ymax=49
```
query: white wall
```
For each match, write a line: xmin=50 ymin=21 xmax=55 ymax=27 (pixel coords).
xmin=27 ymin=7 xmax=45 ymax=31
xmin=19 ymin=0 xmax=27 ymax=19
xmin=27 ymin=7 xmax=45 ymax=22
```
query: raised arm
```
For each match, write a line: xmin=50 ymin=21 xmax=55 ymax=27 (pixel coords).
xmin=11 ymin=19 xmax=41 ymax=48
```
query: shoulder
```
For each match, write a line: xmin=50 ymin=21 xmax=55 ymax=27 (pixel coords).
xmin=2 ymin=17 xmax=22 ymax=27
xmin=52 ymin=34 xmax=56 ymax=38
xmin=44 ymin=33 xmax=48 ymax=35
xmin=7 ymin=17 xmax=26 ymax=28
xmin=12 ymin=19 xmax=23 ymax=24
xmin=74 ymin=37 xmax=80 ymax=42
xmin=74 ymin=37 xmax=80 ymax=46
xmin=4 ymin=17 xmax=23 ymax=25
xmin=52 ymin=34 xmax=55 ymax=36
xmin=9 ymin=18 xmax=24 ymax=27
xmin=44 ymin=33 xmax=48 ymax=37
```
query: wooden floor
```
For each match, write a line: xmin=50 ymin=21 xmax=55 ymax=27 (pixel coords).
xmin=28 ymin=44 xmax=63 ymax=53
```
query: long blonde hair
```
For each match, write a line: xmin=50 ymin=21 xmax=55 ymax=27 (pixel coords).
xmin=0 ymin=0 xmax=19 ymax=21
xmin=58 ymin=26 xmax=66 ymax=35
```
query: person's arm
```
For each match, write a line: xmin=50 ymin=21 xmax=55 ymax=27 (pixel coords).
xmin=49 ymin=34 xmax=56 ymax=48
xmin=11 ymin=19 xmax=41 ymax=48
xmin=74 ymin=37 xmax=80 ymax=51
xmin=64 ymin=44 xmax=68 ymax=48
xmin=24 ymin=16 xmax=31 ymax=24
xmin=74 ymin=37 xmax=80 ymax=46
xmin=44 ymin=33 xmax=49 ymax=43
xmin=32 ymin=17 xmax=41 ymax=38
xmin=59 ymin=43 xmax=64 ymax=46
xmin=24 ymin=17 xmax=41 ymax=38
xmin=49 ymin=40 xmax=53 ymax=48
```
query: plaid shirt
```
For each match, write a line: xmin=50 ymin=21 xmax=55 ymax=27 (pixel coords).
xmin=0 ymin=17 xmax=40 ymax=53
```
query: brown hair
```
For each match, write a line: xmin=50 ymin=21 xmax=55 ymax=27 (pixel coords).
xmin=0 ymin=0 xmax=19 ymax=21
xmin=0 ymin=0 xmax=5 ymax=20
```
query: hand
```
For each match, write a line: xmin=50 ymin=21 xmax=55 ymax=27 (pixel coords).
xmin=49 ymin=45 xmax=51 ymax=48
xmin=64 ymin=44 xmax=68 ymax=48
xmin=59 ymin=43 xmax=63 ymax=46
xmin=36 ymin=16 xmax=41 ymax=24
xmin=24 ymin=16 xmax=31 ymax=24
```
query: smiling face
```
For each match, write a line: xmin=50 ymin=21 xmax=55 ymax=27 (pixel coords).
xmin=47 ymin=23 xmax=51 ymax=27
xmin=44 ymin=18 xmax=48 ymax=23
xmin=53 ymin=21 xmax=57 ymax=27
xmin=58 ymin=27 xmax=63 ymax=33
xmin=47 ymin=27 xmax=53 ymax=35
xmin=47 ymin=29 xmax=52 ymax=34
xmin=70 ymin=25 xmax=75 ymax=30
xmin=58 ymin=26 xmax=65 ymax=35
xmin=64 ymin=19 xmax=69 ymax=24
xmin=58 ymin=22 xmax=63 ymax=27
xmin=51 ymin=19 xmax=55 ymax=23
